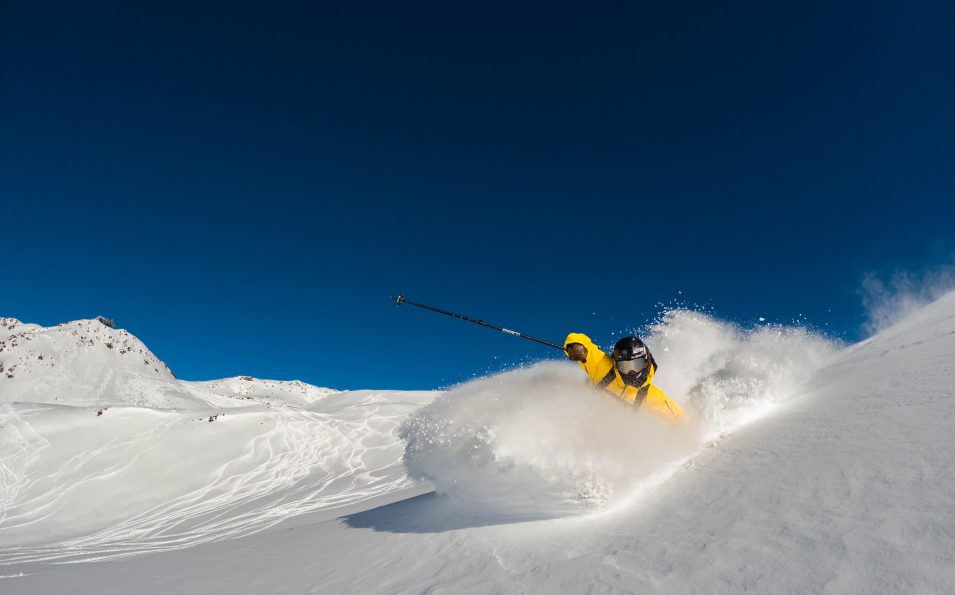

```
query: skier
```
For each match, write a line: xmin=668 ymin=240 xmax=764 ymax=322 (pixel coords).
xmin=390 ymin=296 xmax=685 ymax=421
xmin=564 ymin=333 xmax=685 ymax=420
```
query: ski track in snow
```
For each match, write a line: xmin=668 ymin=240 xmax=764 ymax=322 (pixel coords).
xmin=0 ymin=405 xmax=49 ymax=527
xmin=0 ymin=396 xmax=433 ymax=564
xmin=0 ymin=572 xmax=30 ymax=580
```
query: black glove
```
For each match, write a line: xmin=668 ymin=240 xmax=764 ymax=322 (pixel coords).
xmin=565 ymin=343 xmax=587 ymax=362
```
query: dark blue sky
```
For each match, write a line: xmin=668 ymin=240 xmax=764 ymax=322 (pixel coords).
xmin=2 ymin=1 xmax=953 ymax=389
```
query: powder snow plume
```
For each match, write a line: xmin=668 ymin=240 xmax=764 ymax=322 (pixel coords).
xmin=400 ymin=309 xmax=839 ymax=520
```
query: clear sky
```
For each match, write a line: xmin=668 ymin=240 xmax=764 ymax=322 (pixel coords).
xmin=2 ymin=1 xmax=953 ymax=390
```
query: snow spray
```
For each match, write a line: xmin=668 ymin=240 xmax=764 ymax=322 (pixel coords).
xmin=400 ymin=309 xmax=839 ymax=520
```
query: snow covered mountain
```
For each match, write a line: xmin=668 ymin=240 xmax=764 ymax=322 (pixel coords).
xmin=0 ymin=317 xmax=186 ymax=409
xmin=0 ymin=317 xmax=338 ymax=410
xmin=1 ymin=292 xmax=953 ymax=593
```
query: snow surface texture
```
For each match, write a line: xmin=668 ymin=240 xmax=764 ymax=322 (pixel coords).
xmin=0 ymin=318 xmax=434 ymax=561
xmin=1 ymin=295 xmax=953 ymax=593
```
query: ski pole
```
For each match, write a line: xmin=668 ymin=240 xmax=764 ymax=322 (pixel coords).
xmin=390 ymin=294 xmax=567 ymax=352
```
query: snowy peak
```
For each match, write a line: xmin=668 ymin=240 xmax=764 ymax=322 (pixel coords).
xmin=0 ymin=317 xmax=185 ymax=408
xmin=0 ymin=318 xmax=41 ymax=341
xmin=0 ymin=317 xmax=174 ymax=380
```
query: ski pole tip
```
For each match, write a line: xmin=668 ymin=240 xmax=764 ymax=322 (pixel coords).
xmin=391 ymin=294 xmax=405 ymax=306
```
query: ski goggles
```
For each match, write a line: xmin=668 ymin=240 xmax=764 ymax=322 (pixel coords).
xmin=616 ymin=356 xmax=647 ymax=375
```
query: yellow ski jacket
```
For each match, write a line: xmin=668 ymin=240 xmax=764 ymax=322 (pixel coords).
xmin=564 ymin=332 xmax=685 ymax=421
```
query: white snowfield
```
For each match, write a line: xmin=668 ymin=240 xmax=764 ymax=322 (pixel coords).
xmin=1 ymin=291 xmax=953 ymax=593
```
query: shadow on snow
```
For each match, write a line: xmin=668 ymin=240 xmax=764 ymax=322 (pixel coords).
xmin=343 ymin=491 xmax=567 ymax=534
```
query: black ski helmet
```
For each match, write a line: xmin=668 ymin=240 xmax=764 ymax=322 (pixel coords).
xmin=613 ymin=336 xmax=653 ymax=387
xmin=613 ymin=337 xmax=647 ymax=362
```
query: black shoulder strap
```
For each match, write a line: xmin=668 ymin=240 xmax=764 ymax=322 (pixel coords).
xmin=597 ymin=367 xmax=617 ymax=389
xmin=633 ymin=384 xmax=650 ymax=409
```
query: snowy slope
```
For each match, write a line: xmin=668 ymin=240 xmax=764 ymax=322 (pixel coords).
xmin=1 ymin=294 xmax=953 ymax=593
xmin=185 ymin=376 xmax=338 ymax=408
xmin=0 ymin=318 xmax=437 ymax=561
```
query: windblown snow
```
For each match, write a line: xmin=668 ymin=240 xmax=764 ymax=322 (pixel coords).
xmin=1 ymin=293 xmax=953 ymax=593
